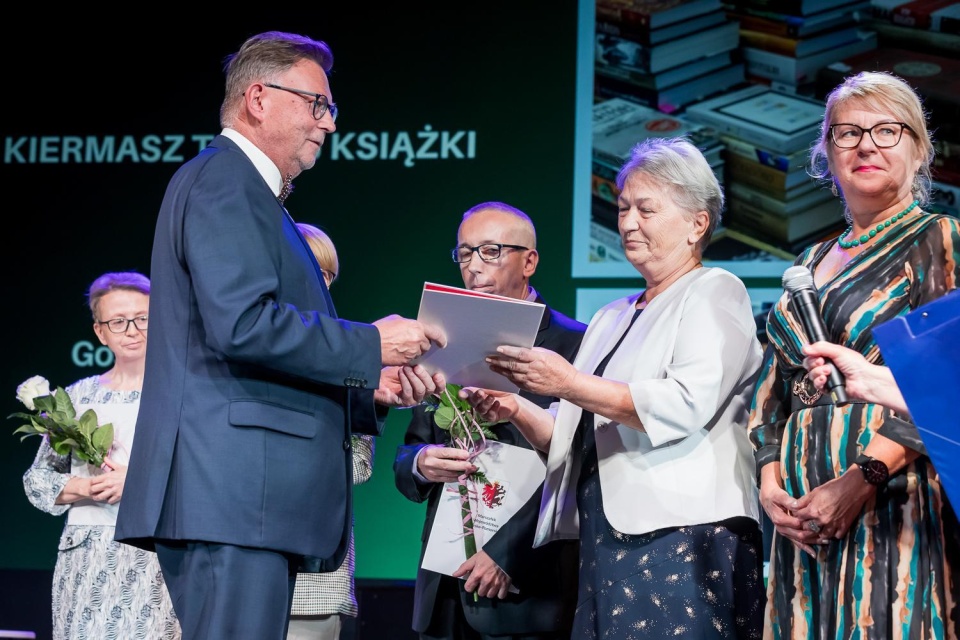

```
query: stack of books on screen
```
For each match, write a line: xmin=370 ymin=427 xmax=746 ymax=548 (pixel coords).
xmin=723 ymin=0 xmax=878 ymax=94
xmin=684 ymin=84 xmax=846 ymax=252
xmin=590 ymin=98 xmax=728 ymax=253
xmin=591 ymin=97 xmax=725 ymax=206
xmin=595 ymin=0 xmax=747 ymax=113
xmin=870 ymin=0 xmax=959 ymax=31
xmin=865 ymin=0 xmax=960 ymax=56
xmin=816 ymin=46 xmax=960 ymax=190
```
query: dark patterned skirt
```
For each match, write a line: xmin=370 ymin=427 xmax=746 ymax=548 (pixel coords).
xmin=573 ymin=417 xmax=765 ymax=639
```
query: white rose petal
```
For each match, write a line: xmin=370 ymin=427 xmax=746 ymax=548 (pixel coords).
xmin=16 ymin=375 xmax=51 ymax=411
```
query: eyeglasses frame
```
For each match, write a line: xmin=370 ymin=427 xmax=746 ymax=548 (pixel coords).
xmin=828 ymin=122 xmax=911 ymax=149
xmin=264 ymin=83 xmax=338 ymax=122
xmin=97 ymin=315 xmax=149 ymax=334
xmin=451 ymin=243 xmax=530 ymax=264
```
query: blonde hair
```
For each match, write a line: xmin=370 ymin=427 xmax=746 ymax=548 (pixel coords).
xmin=297 ymin=223 xmax=339 ymax=285
xmin=809 ymin=71 xmax=934 ymax=207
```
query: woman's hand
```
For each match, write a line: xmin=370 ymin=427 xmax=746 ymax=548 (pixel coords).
xmin=485 ymin=346 xmax=579 ymax=399
xmin=758 ymin=465 xmax=816 ymax=557
xmin=791 ymin=473 xmax=873 ymax=544
xmin=802 ymin=341 xmax=907 ymax=412
xmin=89 ymin=457 xmax=127 ymax=505
xmin=459 ymin=387 xmax=519 ymax=424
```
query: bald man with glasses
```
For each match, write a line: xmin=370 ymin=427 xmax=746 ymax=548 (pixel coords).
xmin=394 ymin=202 xmax=586 ymax=640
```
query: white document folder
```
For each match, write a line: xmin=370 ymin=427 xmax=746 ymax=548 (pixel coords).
xmin=412 ymin=282 xmax=546 ymax=393
xmin=421 ymin=440 xmax=546 ymax=589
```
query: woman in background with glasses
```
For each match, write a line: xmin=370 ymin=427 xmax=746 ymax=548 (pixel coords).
xmin=23 ymin=272 xmax=180 ymax=639
xmin=749 ymin=71 xmax=960 ymax=638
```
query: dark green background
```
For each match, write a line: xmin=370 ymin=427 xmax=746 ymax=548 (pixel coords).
xmin=0 ymin=5 xmax=781 ymax=593
xmin=0 ymin=6 xmax=587 ymax=582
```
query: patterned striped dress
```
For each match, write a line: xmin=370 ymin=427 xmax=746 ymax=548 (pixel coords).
xmin=748 ymin=212 xmax=960 ymax=640
xmin=23 ymin=376 xmax=180 ymax=640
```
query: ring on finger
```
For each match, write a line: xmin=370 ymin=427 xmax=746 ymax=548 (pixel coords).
xmin=805 ymin=520 xmax=822 ymax=534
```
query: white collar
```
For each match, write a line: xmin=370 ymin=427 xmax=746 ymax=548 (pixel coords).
xmin=220 ymin=128 xmax=285 ymax=197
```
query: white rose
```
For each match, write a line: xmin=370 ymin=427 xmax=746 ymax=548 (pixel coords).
xmin=16 ymin=375 xmax=51 ymax=411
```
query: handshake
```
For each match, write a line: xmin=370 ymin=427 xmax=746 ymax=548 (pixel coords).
xmin=373 ymin=314 xmax=447 ymax=408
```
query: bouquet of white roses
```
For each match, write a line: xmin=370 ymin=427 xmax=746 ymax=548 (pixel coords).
xmin=9 ymin=375 xmax=114 ymax=467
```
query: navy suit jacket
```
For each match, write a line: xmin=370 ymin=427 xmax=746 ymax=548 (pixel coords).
xmin=115 ymin=135 xmax=384 ymax=570
xmin=394 ymin=301 xmax=586 ymax=636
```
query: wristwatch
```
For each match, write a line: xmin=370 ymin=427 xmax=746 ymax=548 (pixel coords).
xmin=855 ymin=454 xmax=889 ymax=486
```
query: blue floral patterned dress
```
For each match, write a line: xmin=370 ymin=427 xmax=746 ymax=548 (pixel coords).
xmin=748 ymin=213 xmax=960 ymax=639
xmin=23 ymin=376 xmax=180 ymax=640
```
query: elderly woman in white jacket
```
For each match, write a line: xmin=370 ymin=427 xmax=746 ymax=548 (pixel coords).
xmin=464 ymin=137 xmax=766 ymax=640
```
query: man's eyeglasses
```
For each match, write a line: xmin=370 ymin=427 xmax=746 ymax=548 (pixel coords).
xmin=452 ymin=243 xmax=528 ymax=264
xmin=98 ymin=315 xmax=149 ymax=334
xmin=829 ymin=122 xmax=910 ymax=149
xmin=264 ymin=83 xmax=338 ymax=122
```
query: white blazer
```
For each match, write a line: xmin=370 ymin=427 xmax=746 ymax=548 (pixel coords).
xmin=534 ymin=267 xmax=763 ymax=546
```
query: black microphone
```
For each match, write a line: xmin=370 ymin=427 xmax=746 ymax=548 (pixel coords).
xmin=782 ymin=265 xmax=849 ymax=406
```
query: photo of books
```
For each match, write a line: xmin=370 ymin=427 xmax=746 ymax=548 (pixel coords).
xmin=577 ymin=0 xmax=959 ymax=278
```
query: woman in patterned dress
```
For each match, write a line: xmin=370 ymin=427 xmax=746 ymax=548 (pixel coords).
xmin=23 ymin=272 xmax=180 ymax=640
xmin=463 ymin=137 xmax=767 ymax=639
xmin=749 ymin=71 xmax=960 ymax=639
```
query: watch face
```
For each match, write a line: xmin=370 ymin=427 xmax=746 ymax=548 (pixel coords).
xmin=861 ymin=458 xmax=889 ymax=485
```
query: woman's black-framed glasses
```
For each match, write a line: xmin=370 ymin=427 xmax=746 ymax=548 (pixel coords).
xmin=264 ymin=83 xmax=338 ymax=122
xmin=452 ymin=243 xmax=529 ymax=263
xmin=829 ymin=122 xmax=910 ymax=149
xmin=98 ymin=316 xmax=149 ymax=334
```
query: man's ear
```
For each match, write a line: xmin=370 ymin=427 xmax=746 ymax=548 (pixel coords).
xmin=244 ymin=83 xmax=268 ymax=122
xmin=523 ymin=249 xmax=539 ymax=278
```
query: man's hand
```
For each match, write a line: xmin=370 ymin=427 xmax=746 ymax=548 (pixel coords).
xmin=415 ymin=444 xmax=476 ymax=483
xmin=453 ymin=550 xmax=513 ymax=600
xmin=374 ymin=365 xmax=445 ymax=408
xmin=373 ymin=315 xmax=446 ymax=366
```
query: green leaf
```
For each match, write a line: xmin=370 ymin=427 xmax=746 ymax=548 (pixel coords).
xmin=78 ymin=410 xmax=99 ymax=439
xmin=434 ymin=406 xmax=456 ymax=430
xmin=51 ymin=439 xmax=72 ymax=456
xmin=54 ymin=388 xmax=76 ymax=421
xmin=92 ymin=423 xmax=113 ymax=457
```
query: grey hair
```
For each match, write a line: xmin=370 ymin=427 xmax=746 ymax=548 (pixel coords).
xmin=616 ymin=136 xmax=723 ymax=253
xmin=809 ymin=71 xmax=934 ymax=210
xmin=220 ymin=31 xmax=334 ymax=128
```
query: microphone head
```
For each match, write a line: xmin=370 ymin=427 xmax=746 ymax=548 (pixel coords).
xmin=782 ymin=265 xmax=815 ymax=293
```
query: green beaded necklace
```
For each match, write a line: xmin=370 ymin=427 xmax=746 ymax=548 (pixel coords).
xmin=837 ymin=199 xmax=919 ymax=249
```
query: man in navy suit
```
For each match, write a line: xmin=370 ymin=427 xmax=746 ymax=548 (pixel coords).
xmin=114 ymin=31 xmax=445 ymax=640
xmin=394 ymin=202 xmax=585 ymax=640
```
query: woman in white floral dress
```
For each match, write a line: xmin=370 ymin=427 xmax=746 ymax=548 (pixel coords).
xmin=22 ymin=272 xmax=180 ymax=640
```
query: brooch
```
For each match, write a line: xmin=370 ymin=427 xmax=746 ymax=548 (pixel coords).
xmin=792 ymin=376 xmax=823 ymax=405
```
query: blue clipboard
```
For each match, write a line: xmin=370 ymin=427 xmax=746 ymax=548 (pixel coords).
xmin=873 ymin=291 xmax=960 ymax=505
